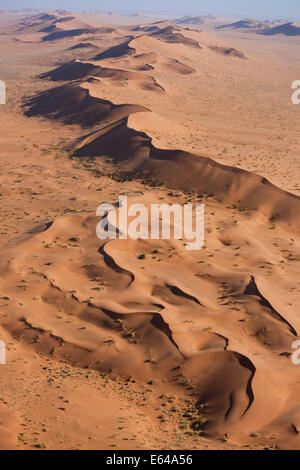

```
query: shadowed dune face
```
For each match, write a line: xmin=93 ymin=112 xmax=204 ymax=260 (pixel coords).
xmin=130 ymin=23 xmax=204 ymax=49
xmin=149 ymin=26 xmax=201 ymax=48
xmin=42 ymin=28 xmax=98 ymax=42
xmin=24 ymin=84 xmax=147 ymax=126
xmin=215 ymin=18 xmax=300 ymax=37
xmin=261 ymin=22 xmax=300 ymax=37
xmin=39 ymin=60 xmax=165 ymax=93
xmin=92 ymin=39 xmax=136 ymax=60
xmin=208 ymin=46 xmax=247 ymax=58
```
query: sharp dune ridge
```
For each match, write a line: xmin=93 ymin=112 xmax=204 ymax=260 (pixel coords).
xmin=24 ymin=82 xmax=300 ymax=231
xmin=216 ymin=18 xmax=272 ymax=32
xmin=24 ymin=83 xmax=148 ymax=127
xmin=149 ymin=25 xmax=201 ymax=49
xmin=91 ymin=30 xmax=245 ymax=62
xmin=208 ymin=46 xmax=247 ymax=58
xmin=173 ymin=16 xmax=211 ymax=26
xmin=39 ymin=60 xmax=165 ymax=92
xmin=92 ymin=38 xmax=136 ymax=60
xmin=42 ymin=28 xmax=98 ymax=42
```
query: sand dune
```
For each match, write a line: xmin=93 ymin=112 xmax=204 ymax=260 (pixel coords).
xmin=93 ymin=38 xmax=136 ymax=60
xmin=68 ymin=42 xmax=98 ymax=50
xmin=208 ymin=46 xmax=247 ymax=58
xmin=24 ymin=82 xmax=300 ymax=231
xmin=132 ymin=21 xmax=173 ymax=33
xmin=24 ymin=83 xmax=147 ymax=126
xmin=216 ymin=18 xmax=300 ymax=37
xmin=41 ymin=58 xmax=165 ymax=92
xmin=149 ymin=26 xmax=201 ymax=48
xmin=160 ymin=58 xmax=196 ymax=74
xmin=216 ymin=18 xmax=272 ymax=33
xmin=173 ymin=16 xmax=207 ymax=26
xmin=1 ymin=11 xmax=300 ymax=451
xmin=261 ymin=22 xmax=300 ymax=37
xmin=42 ymin=28 xmax=98 ymax=42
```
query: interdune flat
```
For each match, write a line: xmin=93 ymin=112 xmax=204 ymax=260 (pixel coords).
xmin=0 ymin=10 xmax=300 ymax=451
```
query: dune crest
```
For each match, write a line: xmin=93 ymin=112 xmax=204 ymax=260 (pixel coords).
xmin=24 ymin=82 xmax=300 ymax=231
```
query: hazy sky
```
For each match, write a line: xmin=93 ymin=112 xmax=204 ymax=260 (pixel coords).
xmin=1 ymin=0 xmax=299 ymax=20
